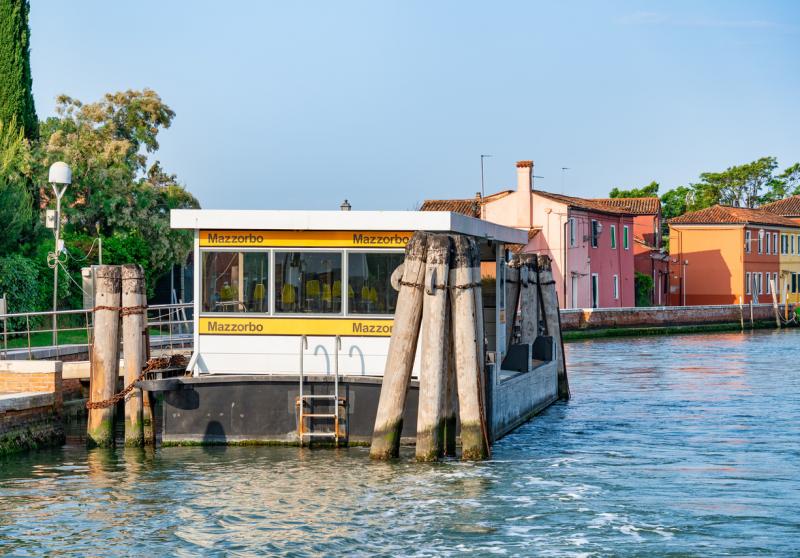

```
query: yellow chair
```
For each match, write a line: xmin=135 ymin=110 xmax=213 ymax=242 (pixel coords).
xmin=220 ymin=282 xmax=234 ymax=301
xmin=332 ymin=280 xmax=342 ymax=298
xmin=253 ymin=283 xmax=266 ymax=311
xmin=368 ymin=287 xmax=378 ymax=303
xmin=306 ymin=280 xmax=321 ymax=298
xmin=322 ymin=283 xmax=332 ymax=304
xmin=281 ymin=282 xmax=296 ymax=308
xmin=361 ymin=285 xmax=371 ymax=302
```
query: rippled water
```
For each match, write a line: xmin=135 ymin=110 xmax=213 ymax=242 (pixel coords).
xmin=2 ymin=329 xmax=799 ymax=556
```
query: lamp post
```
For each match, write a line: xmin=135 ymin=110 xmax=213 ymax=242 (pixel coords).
xmin=48 ymin=162 xmax=71 ymax=349
xmin=480 ymin=154 xmax=492 ymax=198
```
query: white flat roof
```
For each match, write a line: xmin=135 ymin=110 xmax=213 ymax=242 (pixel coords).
xmin=170 ymin=209 xmax=527 ymax=244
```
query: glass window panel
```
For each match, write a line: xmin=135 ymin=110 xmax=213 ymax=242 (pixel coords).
xmin=274 ymin=252 xmax=342 ymax=314
xmin=201 ymin=251 xmax=269 ymax=313
xmin=348 ymin=252 xmax=405 ymax=315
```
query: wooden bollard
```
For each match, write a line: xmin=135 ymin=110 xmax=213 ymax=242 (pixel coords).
xmin=505 ymin=255 xmax=521 ymax=350
xmin=450 ymin=236 xmax=488 ymax=460
xmin=443 ymin=330 xmax=458 ymax=457
xmin=122 ymin=264 xmax=146 ymax=447
xmin=370 ymin=232 xmax=429 ymax=460
xmin=518 ymin=256 xmax=538 ymax=344
xmin=88 ymin=265 xmax=121 ymax=448
xmin=416 ymin=234 xmax=451 ymax=461
xmin=537 ymin=256 xmax=570 ymax=400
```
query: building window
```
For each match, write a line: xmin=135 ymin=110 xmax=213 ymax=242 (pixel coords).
xmin=745 ymin=230 xmax=751 ymax=253
xmin=773 ymin=232 xmax=778 ymax=255
xmin=623 ymin=225 xmax=629 ymax=250
xmin=348 ymin=252 xmax=404 ymax=315
xmin=767 ymin=274 xmax=771 ymax=295
xmin=782 ymin=234 xmax=788 ymax=255
xmin=591 ymin=220 xmax=599 ymax=248
xmin=794 ymin=235 xmax=797 ymax=255
xmin=766 ymin=232 xmax=771 ymax=255
xmin=569 ymin=218 xmax=576 ymax=247
xmin=613 ymin=274 xmax=619 ymax=300
xmin=758 ymin=230 xmax=763 ymax=254
xmin=274 ymin=251 xmax=343 ymax=314
xmin=201 ymin=251 xmax=269 ymax=313
xmin=793 ymin=273 xmax=798 ymax=294
xmin=745 ymin=272 xmax=751 ymax=295
xmin=758 ymin=272 xmax=763 ymax=295
xmin=610 ymin=224 xmax=617 ymax=249
xmin=591 ymin=273 xmax=599 ymax=308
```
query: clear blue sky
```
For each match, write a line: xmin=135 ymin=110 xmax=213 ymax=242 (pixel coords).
xmin=30 ymin=1 xmax=800 ymax=210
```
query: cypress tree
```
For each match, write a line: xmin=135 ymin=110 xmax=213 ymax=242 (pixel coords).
xmin=0 ymin=0 xmax=37 ymax=139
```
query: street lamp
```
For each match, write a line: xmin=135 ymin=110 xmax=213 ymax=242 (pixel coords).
xmin=48 ymin=162 xmax=71 ymax=349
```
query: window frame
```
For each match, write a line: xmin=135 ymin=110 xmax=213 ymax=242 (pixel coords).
xmin=346 ymin=249 xmax=406 ymax=318
xmin=199 ymin=248 xmax=273 ymax=315
xmin=758 ymin=230 xmax=763 ymax=254
xmin=623 ymin=225 xmax=629 ymax=250
xmin=569 ymin=218 xmax=576 ymax=247
xmin=610 ymin=224 xmax=617 ymax=250
xmin=773 ymin=232 xmax=778 ymax=255
xmin=745 ymin=272 xmax=751 ymax=295
xmin=745 ymin=230 xmax=752 ymax=253
xmin=613 ymin=274 xmax=619 ymax=300
xmin=591 ymin=220 xmax=599 ymax=248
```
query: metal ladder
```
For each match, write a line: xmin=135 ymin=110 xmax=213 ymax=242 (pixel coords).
xmin=296 ymin=335 xmax=346 ymax=446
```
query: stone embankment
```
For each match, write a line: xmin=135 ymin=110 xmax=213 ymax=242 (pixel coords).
xmin=0 ymin=361 xmax=66 ymax=455
xmin=560 ymin=303 xmax=796 ymax=337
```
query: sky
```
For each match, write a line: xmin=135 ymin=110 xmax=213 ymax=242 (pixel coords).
xmin=29 ymin=1 xmax=800 ymax=210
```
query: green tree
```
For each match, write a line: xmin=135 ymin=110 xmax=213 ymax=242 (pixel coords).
xmin=634 ymin=271 xmax=654 ymax=307
xmin=0 ymin=116 xmax=32 ymax=255
xmin=770 ymin=162 xmax=800 ymax=198
xmin=36 ymin=89 xmax=199 ymax=289
xmin=691 ymin=157 xmax=777 ymax=208
xmin=0 ymin=0 xmax=37 ymax=139
xmin=609 ymin=181 xmax=659 ymax=198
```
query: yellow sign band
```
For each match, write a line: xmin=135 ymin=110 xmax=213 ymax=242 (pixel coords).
xmin=200 ymin=230 xmax=412 ymax=248
xmin=199 ymin=317 xmax=394 ymax=337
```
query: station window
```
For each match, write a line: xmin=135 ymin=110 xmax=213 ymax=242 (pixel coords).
xmin=273 ymin=251 xmax=343 ymax=314
xmin=201 ymin=251 xmax=269 ymax=313
xmin=348 ymin=252 xmax=404 ymax=315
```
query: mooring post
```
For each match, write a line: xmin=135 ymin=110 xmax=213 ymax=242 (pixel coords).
xmin=739 ymin=296 xmax=744 ymax=330
xmin=122 ymin=264 xmax=146 ymax=447
xmin=370 ymin=232 xmax=429 ymax=460
xmin=769 ymin=277 xmax=781 ymax=329
xmin=88 ymin=265 xmax=121 ymax=448
xmin=416 ymin=234 xmax=451 ymax=461
xmin=537 ymin=255 xmax=570 ymax=401
xmin=749 ymin=300 xmax=754 ymax=328
xmin=518 ymin=256 xmax=538 ymax=345
xmin=142 ymin=325 xmax=156 ymax=446
xmin=504 ymin=255 xmax=521 ymax=350
xmin=443 ymin=325 xmax=458 ymax=457
xmin=450 ymin=236 xmax=488 ymax=460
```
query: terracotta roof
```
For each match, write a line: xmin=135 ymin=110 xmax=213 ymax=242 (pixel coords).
xmin=589 ymin=197 xmax=661 ymax=215
xmin=533 ymin=190 xmax=632 ymax=215
xmin=419 ymin=198 xmax=480 ymax=217
xmin=669 ymin=205 xmax=800 ymax=228
xmin=760 ymin=195 xmax=800 ymax=217
xmin=516 ymin=160 xmax=533 ymax=168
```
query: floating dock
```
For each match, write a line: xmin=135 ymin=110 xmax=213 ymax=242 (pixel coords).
xmin=140 ymin=209 xmax=567 ymax=450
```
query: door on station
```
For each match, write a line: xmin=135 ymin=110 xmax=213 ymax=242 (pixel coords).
xmin=571 ymin=275 xmax=578 ymax=308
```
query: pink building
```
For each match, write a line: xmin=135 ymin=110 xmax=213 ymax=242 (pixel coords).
xmin=422 ymin=160 xmax=636 ymax=308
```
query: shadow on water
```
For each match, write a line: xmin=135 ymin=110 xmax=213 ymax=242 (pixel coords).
xmin=1 ymin=329 xmax=799 ymax=556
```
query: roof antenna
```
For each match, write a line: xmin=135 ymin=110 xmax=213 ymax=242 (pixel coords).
xmin=561 ymin=167 xmax=570 ymax=194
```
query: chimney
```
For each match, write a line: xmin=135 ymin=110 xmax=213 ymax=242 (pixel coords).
xmin=515 ymin=160 xmax=534 ymax=228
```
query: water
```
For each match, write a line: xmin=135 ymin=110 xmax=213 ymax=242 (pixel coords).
xmin=2 ymin=330 xmax=799 ymax=556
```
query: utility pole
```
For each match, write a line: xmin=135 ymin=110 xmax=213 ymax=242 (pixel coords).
xmin=480 ymin=155 xmax=492 ymax=198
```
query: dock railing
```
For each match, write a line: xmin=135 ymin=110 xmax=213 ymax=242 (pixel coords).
xmin=0 ymin=303 xmax=194 ymax=360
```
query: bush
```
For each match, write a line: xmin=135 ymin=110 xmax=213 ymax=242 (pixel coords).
xmin=0 ymin=254 xmax=39 ymax=330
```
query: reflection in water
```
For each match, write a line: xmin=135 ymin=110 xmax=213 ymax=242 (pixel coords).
xmin=1 ymin=329 xmax=799 ymax=556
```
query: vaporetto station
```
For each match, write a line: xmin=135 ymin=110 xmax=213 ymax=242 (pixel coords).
xmin=143 ymin=209 xmax=564 ymax=446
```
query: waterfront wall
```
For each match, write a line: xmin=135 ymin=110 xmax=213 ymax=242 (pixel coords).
xmin=0 ymin=361 xmax=65 ymax=455
xmin=560 ymin=303 xmax=794 ymax=331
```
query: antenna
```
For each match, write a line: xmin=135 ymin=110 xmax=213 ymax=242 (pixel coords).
xmin=561 ymin=167 xmax=570 ymax=194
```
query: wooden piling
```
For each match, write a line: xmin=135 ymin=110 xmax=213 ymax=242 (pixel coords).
xmin=450 ymin=236 xmax=488 ymax=460
xmin=122 ymin=264 xmax=146 ymax=447
xmin=518 ymin=256 xmax=538 ymax=344
xmin=749 ymin=300 xmax=754 ymax=328
xmin=443 ymin=326 xmax=458 ymax=457
xmin=537 ymin=256 xmax=570 ymax=401
xmin=88 ymin=265 xmax=121 ymax=448
xmin=769 ymin=277 xmax=781 ymax=329
xmin=416 ymin=234 xmax=451 ymax=461
xmin=142 ymin=326 xmax=156 ymax=446
xmin=504 ymin=255 xmax=521 ymax=351
xmin=370 ymin=232 xmax=429 ymax=460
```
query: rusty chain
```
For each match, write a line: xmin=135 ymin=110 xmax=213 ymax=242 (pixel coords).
xmin=93 ymin=305 xmax=147 ymax=316
xmin=86 ymin=354 xmax=188 ymax=410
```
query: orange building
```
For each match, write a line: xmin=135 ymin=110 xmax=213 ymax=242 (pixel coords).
xmin=668 ymin=205 xmax=800 ymax=306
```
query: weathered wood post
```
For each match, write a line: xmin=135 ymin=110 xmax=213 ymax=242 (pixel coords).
xmin=450 ymin=236 xmax=488 ymax=460
xmin=122 ymin=264 xmax=146 ymax=447
xmin=739 ymin=296 xmax=744 ymax=330
xmin=769 ymin=277 xmax=781 ymax=329
xmin=142 ymin=326 xmax=156 ymax=446
xmin=88 ymin=265 xmax=121 ymax=448
xmin=749 ymin=300 xmax=754 ymax=328
xmin=416 ymin=234 xmax=451 ymax=461
xmin=370 ymin=232 xmax=429 ymax=460
xmin=443 ymin=329 xmax=458 ymax=457
xmin=518 ymin=256 xmax=538 ymax=344
xmin=537 ymin=255 xmax=570 ymax=401
xmin=505 ymin=255 xmax=521 ymax=351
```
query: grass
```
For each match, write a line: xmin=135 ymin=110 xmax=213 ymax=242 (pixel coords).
xmin=1 ymin=327 xmax=174 ymax=351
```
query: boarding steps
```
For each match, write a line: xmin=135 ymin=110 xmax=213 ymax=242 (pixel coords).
xmin=296 ymin=335 xmax=347 ymax=446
